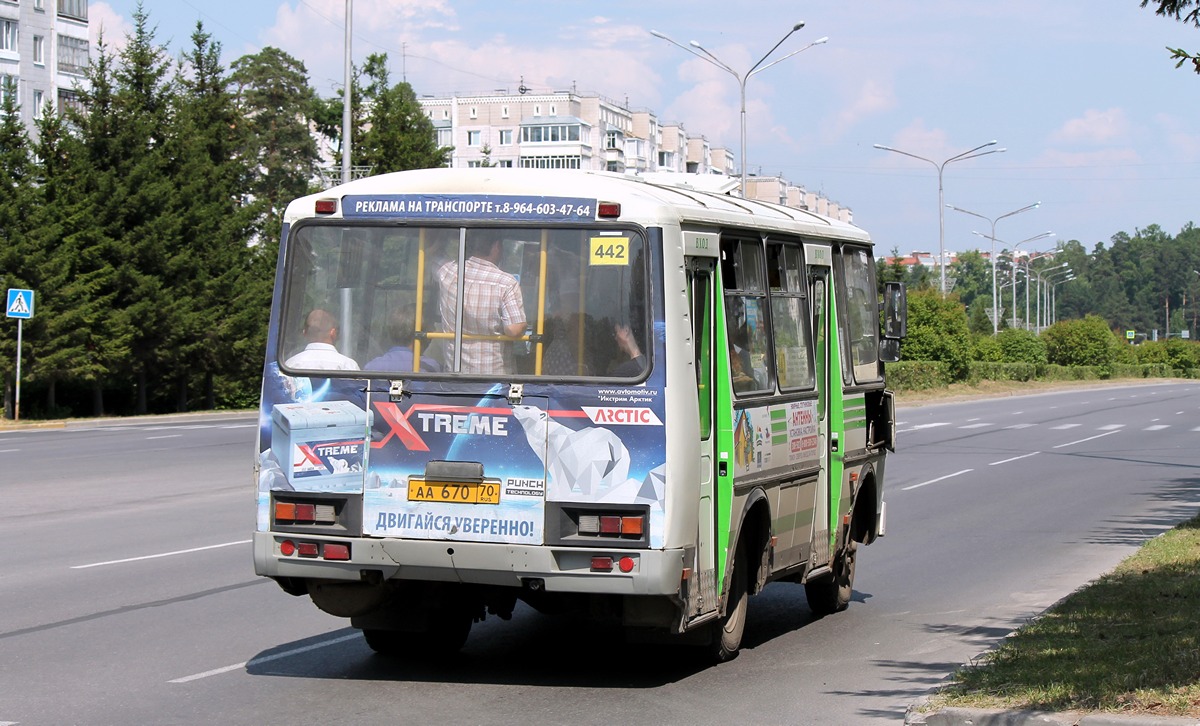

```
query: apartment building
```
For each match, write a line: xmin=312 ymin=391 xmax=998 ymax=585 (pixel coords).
xmin=0 ymin=0 xmax=90 ymax=135
xmin=417 ymin=89 xmax=851 ymax=220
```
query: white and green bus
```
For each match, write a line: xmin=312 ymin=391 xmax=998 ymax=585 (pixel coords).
xmin=253 ymin=168 xmax=906 ymax=660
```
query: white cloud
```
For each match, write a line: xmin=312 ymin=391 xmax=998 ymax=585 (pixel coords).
xmin=88 ymin=2 xmax=133 ymax=53
xmin=1154 ymin=112 xmax=1200 ymax=162
xmin=1051 ymin=108 xmax=1130 ymax=145
xmin=1036 ymin=147 xmax=1142 ymax=168
xmin=827 ymin=78 xmax=896 ymax=141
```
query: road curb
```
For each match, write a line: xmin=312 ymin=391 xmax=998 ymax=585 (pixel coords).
xmin=907 ymin=705 xmax=1200 ymax=725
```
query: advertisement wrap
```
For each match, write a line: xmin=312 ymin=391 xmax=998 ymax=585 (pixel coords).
xmin=256 ymin=350 xmax=669 ymax=549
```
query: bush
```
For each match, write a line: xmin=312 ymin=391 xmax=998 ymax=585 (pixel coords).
xmin=997 ymin=328 xmax=1047 ymax=365
xmin=1041 ymin=315 xmax=1125 ymax=377
xmin=1132 ymin=339 xmax=1200 ymax=372
xmin=885 ymin=360 xmax=951 ymax=390
xmin=971 ymin=334 xmax=1003 ymax=362
xmin=969 ymin=362 xmax=1039 ymax=382
xmin=900 ymin=289 xmax=972 ymax=380
xmin=1042 ymin=364 xmax=1103 ymax=381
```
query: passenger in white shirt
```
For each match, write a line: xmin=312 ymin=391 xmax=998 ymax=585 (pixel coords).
xmin=284 ymin=309 xmax=360 ymax=371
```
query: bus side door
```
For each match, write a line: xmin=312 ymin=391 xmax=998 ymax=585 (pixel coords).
xmin=687 ymin=257 xmax=719 ymax=619
xmin=806 ymin=247 xmax=833 ymax=566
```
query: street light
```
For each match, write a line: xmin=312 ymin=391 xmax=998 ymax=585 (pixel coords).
xmin=874 ymin=140 xmax=1006 ymax=296
xmin=978 ymin=231 xmax=1054 ymax=327
xmin=948 ymin=201 xmax=1039 ymax=333
xmin=1027 ymin=262 xmax=1068 ymax=332
xmin=650 ymin=24 xmax=828 ymax=197
xmin=1039 ymin=266 xmax=1073 ymax=330
xmin=1050 ymin=274 xmax=1076 ymax=326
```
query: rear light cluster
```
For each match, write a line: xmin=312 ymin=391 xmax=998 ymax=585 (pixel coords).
xmin=275 ymin=501 xmax=336 ymax=525
xmin=577 ymin=513 xmax=644 ymax=537
xmin=278 ymin=539 xmax=350 ymax=561
xmin=590 ymin=555 xmax=637 ymax=573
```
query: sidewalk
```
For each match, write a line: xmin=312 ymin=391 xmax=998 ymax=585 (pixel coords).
xmin=0 ymin=409 xmax=256 ymax=431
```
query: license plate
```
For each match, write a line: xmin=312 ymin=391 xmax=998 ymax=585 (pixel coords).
xmin=407 ymin=479 xmax=501 ymax=505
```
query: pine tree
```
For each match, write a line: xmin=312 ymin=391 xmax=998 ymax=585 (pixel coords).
xmin=109 ymin=4 xmax=176 ymax=414
xmin=165 ymin=22 xmax=259 ymax=410
xmin=0 ymin=76 xmax=33 ymax=417
xmin=58 ymin=35 xmax=130 ymax=415
xmin=356 ymin=53 xmax=449 ymax=173
xmin=230 ymin=47 xmax=320 ymax=243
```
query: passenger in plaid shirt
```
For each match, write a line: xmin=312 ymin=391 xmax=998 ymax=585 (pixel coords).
xmin=437 ymin=236 xmax=527 ymax=374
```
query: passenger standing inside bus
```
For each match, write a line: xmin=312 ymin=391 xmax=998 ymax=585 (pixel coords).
xmin=436 ymin=236 xmax=527 ymax=374
xmin=284 ymin=309 xmax=360 ymax=371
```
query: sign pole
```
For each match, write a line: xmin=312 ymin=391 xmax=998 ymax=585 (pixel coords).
xmin=6 ymin=288 xmax=35 ymax=422
xmin=14 ymin=318 xmax=20 ymax=422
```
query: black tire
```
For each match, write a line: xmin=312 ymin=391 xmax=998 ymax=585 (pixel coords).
xmin=709 ymin=548 xmax=748 ymax=662
xmin=362 ymin=607 xmax=473 ymax=659
xmin=805 ymin=539 xmax=857 ymax=618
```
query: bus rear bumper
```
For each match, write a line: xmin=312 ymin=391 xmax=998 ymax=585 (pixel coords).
xmin=253 ymin=531 xmax=686 ymax=597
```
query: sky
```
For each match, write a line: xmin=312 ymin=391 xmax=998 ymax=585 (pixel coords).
xmin=90 ymin=1 xmax=1200 ymax=259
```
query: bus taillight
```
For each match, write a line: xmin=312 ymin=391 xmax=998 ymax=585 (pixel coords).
xmin=315 ymin=198 xmax=337 ymax=214
xmin=578 ymin=513 xmax=644 ymax=538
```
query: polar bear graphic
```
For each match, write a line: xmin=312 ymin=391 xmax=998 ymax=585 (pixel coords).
xmin=511 ymin=405 xmax=631 ymax=499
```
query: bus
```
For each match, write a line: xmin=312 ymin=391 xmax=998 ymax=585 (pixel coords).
xmin=253 ymin=168 xmax=906 ymax=661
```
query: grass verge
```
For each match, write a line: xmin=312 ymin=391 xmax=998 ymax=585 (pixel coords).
xmin=926 ymin=513 xmax=1200 ymax=717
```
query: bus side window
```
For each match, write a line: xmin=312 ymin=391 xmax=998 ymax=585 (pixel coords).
xmin=837 ymin=246 xmax=882 ymax=383
xmin=720 ymin=238 xmax=774 ymax=395
xmin=767 ymin=242 xmax=814 ymax=390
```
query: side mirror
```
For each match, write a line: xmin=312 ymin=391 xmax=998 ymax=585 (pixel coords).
xmin=882 ymin=281 xmax=907 ymax=339
xmin=879 ymin=337 xmax=901 ymax=363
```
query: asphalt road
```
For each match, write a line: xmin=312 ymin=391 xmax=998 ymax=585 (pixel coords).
xmin=1 ymin=382 xmax=1197 ymax=725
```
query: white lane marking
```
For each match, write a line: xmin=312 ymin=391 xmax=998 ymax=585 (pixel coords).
xmin=1005 ymin=423 xmax=1036 ymax=429
xmin=1192 ymin=426 xmax=1200 ymax=432
xmin=146 ymin=434 xmax=182 ymax=440
xmin=897 ymin=422 xmax=951 ymax=433
xmin=71 ymin=540 xmax=251 ymax=569
xmin=1098 ymin=424 xmax=1125 ymax=430
xmin=221 ymin=424 xmax=257 ymax=429
xmin=169 ymin=633 xmax=362 ymax=683
xmin=1053 ymin=430 xmax=1121 ymax=449
xmin=0 ymin=448 xmax=19 ymax=453
xmin=989 ymin=451 xmax=1041 ymax=466
xmin=966 ymin=417 xmax=981 ymax=422
xmin=902 ymin=469 xmax=974 ymax=491
xmin=958 ymin=423 xmax=992 ymax=429
xmin=1050 ymin=424 xmax=1081 ymax=430
xmin=1145 ymin=425 xmax=1170 ymax=431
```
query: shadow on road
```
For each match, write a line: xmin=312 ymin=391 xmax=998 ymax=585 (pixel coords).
xmin=245 ymin=583 xmax=833 ymax=687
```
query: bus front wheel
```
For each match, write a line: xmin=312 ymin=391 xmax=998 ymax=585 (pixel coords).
xmin=805 ymin=539 xmax=857 ymax=618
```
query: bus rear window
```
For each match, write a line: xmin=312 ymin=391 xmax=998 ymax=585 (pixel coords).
xmin=277 ymin=224 xmax=650 ymax=380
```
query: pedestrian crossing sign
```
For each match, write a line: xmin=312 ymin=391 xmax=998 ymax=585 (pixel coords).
xmin=6 ymin=288 xmax=34 ymax=319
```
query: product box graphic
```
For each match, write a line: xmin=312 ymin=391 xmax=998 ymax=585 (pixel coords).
xmin=270 ymin=400 xmax=372 ymax=492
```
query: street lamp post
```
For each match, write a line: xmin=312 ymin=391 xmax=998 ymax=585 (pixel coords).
xmin=874 ymin=141 xmax=1005 ymax=296
xmin=948 ymin=202 xmax=1039 ymax=333
xmin=1050 ymin=274 xmax=1076 ymax=325
xmin=977 ymin=231 xmax=1054 ymax=328
xmin=1028 ymin=262 xmax=1068 ymax=332
xmin=1039 ymin=266 xmax=1072 ymax=330
xmin=650 ymin=25 xmax=828 ymax=197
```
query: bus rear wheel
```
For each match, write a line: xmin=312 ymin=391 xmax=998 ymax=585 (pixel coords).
xmin=362 ymin=608 xmax=473 ymax=660
xmin=708 ymin=547 xmax=748 ymax=662
xmin=805 ymin=539 xmax=857 ymax=618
